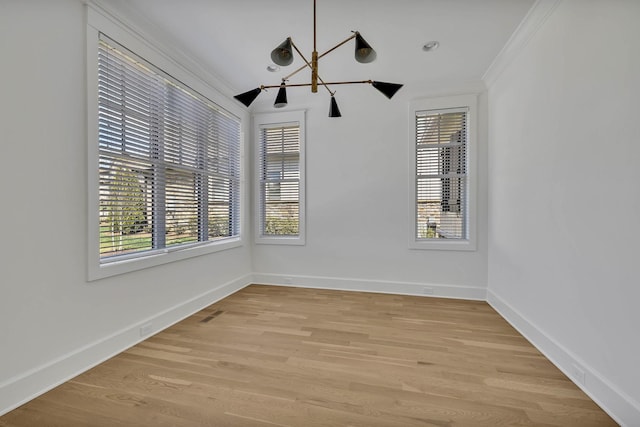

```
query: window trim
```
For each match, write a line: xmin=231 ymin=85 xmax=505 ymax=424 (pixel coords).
xmin=87 ymin=7 xmax=245 ymax=281
xmin=253 ymin=111 xmax=306 ymax=246
xmin=408 ymin=94 xmax=477 ymax=251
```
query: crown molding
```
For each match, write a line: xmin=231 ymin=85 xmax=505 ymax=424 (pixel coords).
xmin=84 ymin=0 xmax=239 ymax=102
xmin=483 ymin=0 xmax=561 ymax=88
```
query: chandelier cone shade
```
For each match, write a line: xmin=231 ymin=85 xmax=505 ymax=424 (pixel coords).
xmin=274 ymin=83 xmax=288 ymax=108
xmin=329 ymin=96 xmax=342 ymax=118
xmin=354 ymin=33 xmax=376 ymax=63
xmin=372 ymin=81 xmax=404 ymax=99
xmin=233 ymin=0 xmax=402 ymax=117
xmin=233 ymin=87 xmax=262 ymax=107
xmin=270 ymin=38 xmax=294 ymax=66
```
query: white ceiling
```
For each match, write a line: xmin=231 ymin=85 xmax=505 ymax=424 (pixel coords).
xmin=99 ymin=0 xmax=534 ymax=109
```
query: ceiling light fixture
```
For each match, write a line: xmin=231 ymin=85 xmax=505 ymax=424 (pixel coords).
xmin=234 ymin=0 xmax=403 ymax=117
xmin=422 ymin=41 xmax=440 ymax=52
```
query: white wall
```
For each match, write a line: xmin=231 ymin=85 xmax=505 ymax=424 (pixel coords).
xmin=0 ymin=0 xmax=252 ymax=414
xmin=2 ymin=0 xmax=636 ymax=423
xmin=251 ymin=83 xmax=489 ymax=298
xmin=487 ymin=0 xmax=640 ymax=424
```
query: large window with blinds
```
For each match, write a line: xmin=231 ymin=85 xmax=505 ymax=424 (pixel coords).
xmin=409 ymin=95 xmax=476 ymax=250
xmin=254 ymin=111 xmax=305 ymax=244
xmin=91 ymin=33 xmax=241 ymax=274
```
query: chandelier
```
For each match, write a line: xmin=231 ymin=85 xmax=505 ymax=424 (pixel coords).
xmin=233 ymin=0 xmax=403 ymax=117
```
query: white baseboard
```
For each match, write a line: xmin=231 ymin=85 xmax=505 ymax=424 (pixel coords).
xmin=0 ymin=274 xmax=252 ymax=417
xmin=5 ymin=276 xmax=635 ymax=426
xmin=487 ymin=289 xmax=640 ymax=427
xmin=252 ymin=273 xmax=487 ymax=300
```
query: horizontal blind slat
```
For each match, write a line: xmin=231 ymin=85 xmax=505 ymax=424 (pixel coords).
xmin=98 ymin=35 xmax=241 ymax=261
xmin=415 ymin=109 xmax=468 ymax=240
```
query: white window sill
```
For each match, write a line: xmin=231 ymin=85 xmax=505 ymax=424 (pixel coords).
xmin=255 ymin=236 xmax=306 ymax=246
xmin=88 ymin=237 xmax=243 ymax=281
xmin=409 ymin=238 xmax=476 ymax=251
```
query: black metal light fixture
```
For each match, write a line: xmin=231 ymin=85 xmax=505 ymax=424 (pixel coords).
xmin=329 ymin=95 xmax=342 ymax=118
xmin=354 ymin=33 xmax=376 ymax=63
xmin=234 ymin=87 xmax=262 ymax=107
xmin=371 ymin=81 xmax=404 ymax=99
xmin=273 ymin=82 xmax=288 ymax=108
xmin=271 ymin=38 xmax=294 ymax=66
xmin=234 ymin=0 xmax=403 ymax=117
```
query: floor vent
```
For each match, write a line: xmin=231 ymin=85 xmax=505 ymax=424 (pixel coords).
xmin=200 ymin=310 xmax=224 ymax=323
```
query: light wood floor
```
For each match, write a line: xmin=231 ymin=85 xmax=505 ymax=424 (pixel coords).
xmin=0 ymin=285 xmax=617 ymax=426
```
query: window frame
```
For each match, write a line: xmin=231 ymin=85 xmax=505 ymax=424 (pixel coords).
xmin=87 ymin=7 xmax=244 ymax=281
xmin=409 ymin=94 xmax=477 ymax=251
xmin=253 ymin=111 xmax=306 ymax=246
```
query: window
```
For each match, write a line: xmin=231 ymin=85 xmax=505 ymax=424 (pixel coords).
xmin=409 ymin=95 xmax=477 ymax=250
xmin=254 ymin=111 xmax=306 ymax=245
xmin=89 ymin=31 xmax=241 ymax=279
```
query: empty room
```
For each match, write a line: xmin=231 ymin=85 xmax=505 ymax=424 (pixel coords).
xmin=0 ymin=0 xmax=638 ymax=425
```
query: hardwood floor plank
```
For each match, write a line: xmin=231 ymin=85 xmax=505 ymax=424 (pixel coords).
xmin=0 ymin=285 xmax=617 ymax=426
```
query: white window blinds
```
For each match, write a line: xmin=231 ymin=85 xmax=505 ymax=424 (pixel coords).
xmin=259 ymin=124 xmax=300 ymax=237
xmin=97 ymin=34 xmax=240 ymax=261
xmin=415 ymin=108 xmax=468 ymax=240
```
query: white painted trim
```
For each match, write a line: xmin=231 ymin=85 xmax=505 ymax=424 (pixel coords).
xmin=253 ymin=111 xmax=307 ymax=246
xmin=85 ymin=0 xmax=239 ymax=104
xmin=487 ymin=289 xmax=640 ymax=427
xmin=483 ymin=0 xmax=561 ymax=88
xmin=89 ymin=238 xmax=244 ymax=281
xmin=408 ymin=94 xmax=479 ymax=251
xmin=252 ymin=273 xmax=487 ymax=301
xmin=5 ymin=276 xmax=636 ymax=425
xmin=0 ymin=274 xmax=253 ymax=417
xmin=85 ymin=6 xmax=246 ymax=280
